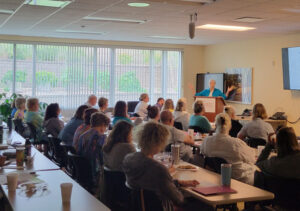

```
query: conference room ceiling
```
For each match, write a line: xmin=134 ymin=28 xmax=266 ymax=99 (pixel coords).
xmin=1 ymin=0 xmax=300 ymax=45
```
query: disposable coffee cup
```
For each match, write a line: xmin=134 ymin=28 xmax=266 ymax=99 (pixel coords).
xmin=7 ymin=173 xmax=18 ymax=192
xmin=257 ymin=145 xmax=265 ymax=156
xmin=61 ymin=183 xmax=73 ymax=203
xmin=221 ymin=163 xmax=232 ymax=187
xmin=171 ymin=144 xmax=180 ymax=165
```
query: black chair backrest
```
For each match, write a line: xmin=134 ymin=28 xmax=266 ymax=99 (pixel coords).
xmin=129 ymin=188 xmax=164 ymax=211
xmin=204 ymin=157 xmax=228 ymax=174
xmin=48 ymin=137 xmax=64 ymax=165
xmin=246 ymin=137 xmax=266 ymax=148
xmin=127 ymin=101 xmax=139 ymax=113
xmin=254 ymin=171 xmax=300 ymax=209
xmin=189 ymin=125 xmax=205 ymax=133
xmin=13 ymin=119 xmax=25 ymax=134
xmin=26 ymin=122 xmax=37 ymax=140
xmin=67 ymin=152 xmax=94 ymax=192
xmin=174 ymin=122 xmax=183 ymax=130
xmin=103 ymin=168 xmax=130 ymax=209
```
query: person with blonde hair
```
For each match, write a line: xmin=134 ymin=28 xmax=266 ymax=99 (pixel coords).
xmin=201 ymin=113 xmax=256 ymax=184
xmin=134 ymin=93 xmax=149 ymax=119
xmin=189 ymin=100 xmax=211 ymax=133
xmin=98 ymin=97 xmax=108 ymax=113
xmin=24 ymin=98 xmax=43 ymax=133
xmin=123 ymin=122 xmax=199 ymax=210
xmin=162 ymin=99 xmax=175 ymax=112
xmin=173 ymin=98 xmax=190 ymax=131
xmin=224 ymin=106 xmax=242 ymax=137
xmin=14 ymin=97 xmax=26 ymax=120
xmin=238 ymin=103 xmax=274 ymax=141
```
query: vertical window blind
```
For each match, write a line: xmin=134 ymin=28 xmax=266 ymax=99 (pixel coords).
xmin=0 ymin=42 xmax=182 ymax=109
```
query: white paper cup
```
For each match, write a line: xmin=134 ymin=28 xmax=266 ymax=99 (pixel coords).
xmin=60 ymin=183 xmax=73 ymax=203
xmin=7 ymin=173 xmax=18 ymax=192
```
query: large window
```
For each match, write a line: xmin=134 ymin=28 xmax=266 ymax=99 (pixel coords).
xmin=0 ymin=42 xmax=182 ymax=109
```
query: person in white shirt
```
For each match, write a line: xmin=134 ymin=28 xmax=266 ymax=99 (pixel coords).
xmin=201 ymin=113 xmax=256 ymax=185
xmin=134 ymin=93 xmax=149 ymax=119
xmin=85 ymin=94 xmax=97 ymax=108
xmin=173 ymin=98 xmax=190 ymax=131
xmin=238 ymin=103 xmax=274 ymax=141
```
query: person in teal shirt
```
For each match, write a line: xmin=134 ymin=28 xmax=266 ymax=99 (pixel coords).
xmin=112 ymin=101 xmax=132 ymax=126
xmin=195 ymin=79 xmax=232 ymax=99
xmin=189 ymin=100 xmax=211 ymax=133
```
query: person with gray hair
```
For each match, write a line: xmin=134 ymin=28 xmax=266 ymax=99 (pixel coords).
xmin=134 ymin=93 xmax=149 ymax=119
xmin=201 ymin=113 xmax=256 ymax=185
xmin=14 ymin=97 xmax=26 ymax=120
xmin=224 ymin=106 xmax=242 ymax=137
xmin=195 ymin=79 xmax=233 ymax=99
xmin=174 ymin=98 xmax=190 ymax=131
xmin=85 ymin=94 xmax=97 ymax=107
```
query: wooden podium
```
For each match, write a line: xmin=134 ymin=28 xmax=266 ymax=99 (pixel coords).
xmin=194 ymin=96 xmax=226 ymax=122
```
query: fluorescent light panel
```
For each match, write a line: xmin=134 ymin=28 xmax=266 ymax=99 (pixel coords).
xmin=25 ymin=0 xmax=71 ymax=8
xmin=0 ymin=9 xmax=14 ymax=15
xmin=56 ymin=29 xmax=106 ymax=35
xmin=197 ymin=24 xmax=255 ymax=31
xmin=234 ymin=17 xmax=264 ymax=23
xmin=128 ymin=2 xmax=150 ymax=7
xmin=148 ymin=35 xmax=186 ymax=40
xmin=83 ymin=16 xmax=147 ymax=24
xmin=282 ymin=8 xmax=300 ymax=13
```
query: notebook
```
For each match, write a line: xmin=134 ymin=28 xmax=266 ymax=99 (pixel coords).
xmin=191 ymin=186 xmax=237 ymax=196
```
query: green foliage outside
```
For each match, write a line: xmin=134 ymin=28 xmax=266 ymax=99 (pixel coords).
xmin=118 ymin=71 xmax=147 ymax=93
xmin=118 ymin=53 xmax=133 ymax=65
xmin=1 ymin=70 xmax=27 ymax=92
xmin=87 ymin=71 xmax=110 ymax=91
xmin=142 ymin=51 xmax=162 ymax=64
xmin=36 ymin=71 xmax=58 ymax=87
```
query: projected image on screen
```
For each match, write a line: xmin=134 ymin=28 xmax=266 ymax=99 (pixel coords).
xmin=288 ymin=48 xmax=300 ymax=90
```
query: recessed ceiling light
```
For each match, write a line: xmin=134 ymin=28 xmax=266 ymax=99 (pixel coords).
xmin=56 ymin=29 xmax=106 ymax=35
xmin=128 ymin=2 xmax=150 ymax=7
xmin=196 ymin=24 xmax=255 ymax=31
xmin=0 ymin=9 xmax=14 ymax=15
xmin=83 ymin=16 xmax=147 ymax=24
xmin=25 ymin=0 xmax=71 ymax=8
xmin=282 ymin=8 xmax=300 ymax=13
xmin=148 ymin=35 xmax=186 ymax=40
xmin=234 ymin=17 xmax=264 ymax=23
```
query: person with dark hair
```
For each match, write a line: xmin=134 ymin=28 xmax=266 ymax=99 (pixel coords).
xmin=58 ymin=105 xmax=89 ymax=145
xmin=189 ymin=100 xmax=211 ymax=133
xmin=43 ymin=103 xmax=64 ymax=138
xmin=78 ymin=112 xmax=111 ymax=184
xmin=256 ymin=127 xmax=300 ymax=179
xmin=112 ymin=101 xmax=132 ymax=126
xmin=103 ymin=121 xmax=136 ymax=171
xmin=201 ymin=113 xmax=256 ymax=184
xmin=98 ymin=97 xmax=108 ymax=113
xmin=148 ymin=105 xmax=160 ymax=121
xmin=73 ymin=108 xmax=98 ymax=152
xmin=238 ymin=103 xmax=274 ymax=141
xmin=155 ymin=97 xmax=164 ymax=111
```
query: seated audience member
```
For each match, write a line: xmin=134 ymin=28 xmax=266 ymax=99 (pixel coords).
xmin=155 ymin=97 xmax=164 ymax=111
xmin=161 ymin=110 xmax=194 ymax=162
xmin=10 ymin=98 xmax=17 ymax=118
xmin=238 ymin=103 xmax=274 ymax=141
xmin=24 ymin=98 xmax=43 ymax=134
xmin=112 ymin=101 xmax=132 ymax=126
xmin=85 ymin=94 xmax=97 ymax=107
xmin=134 ymin=93 xmax=149 ymax=119
xmin=224 ymin=106 xmax=242 ymax=137
xmin=189 ymin=100 xmax=211 ymax=133
xmin=201 ymin=113 xmax=256 ymax=184
xmin=103 ymin=121 xmax=136 ymax=171
xmin=162 ymin=99 xmax=175 ymax=112
xmin=14 ymin=97 xmax=26 ymax=120
xmin=98 ymin=97 xmax=108 ymax=113
xmin=256 ymin=127 xmax=300 ymax=179
xmin=43 ymin=103 xmax=64 ymax=138
xmin=148 ymin=105 xmax=160 ymax=122
xmin=123 ymin=122 xmax=199 ymax=210
xmin=58 ymin=105 xmax=89 ymax=146
xmin=73 ymin=108 xmax=98 ymax=151
xmin=174 ymin=98 xmax=190 ymax=131
xmin=78 ymin=112 xmax=110 ymax=183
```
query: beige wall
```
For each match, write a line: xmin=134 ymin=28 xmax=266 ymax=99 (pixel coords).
xmin=0 ymin=35 xmax=204 ymax=112
xmin=203 ymin=33 xmax=300 ymax=134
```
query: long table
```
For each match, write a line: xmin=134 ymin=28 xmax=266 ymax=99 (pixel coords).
xmin=0 ymin=127 xmax=110 ymax=211
xmin=173 ymin=162 xmax=274 ymax=207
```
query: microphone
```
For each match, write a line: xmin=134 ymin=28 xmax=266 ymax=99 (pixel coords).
xmin=189 ymin=22 xmax=195 ymax=39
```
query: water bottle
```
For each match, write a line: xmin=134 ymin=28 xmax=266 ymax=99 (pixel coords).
xmin=25 ymin=138 xmax=32 ymax=157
